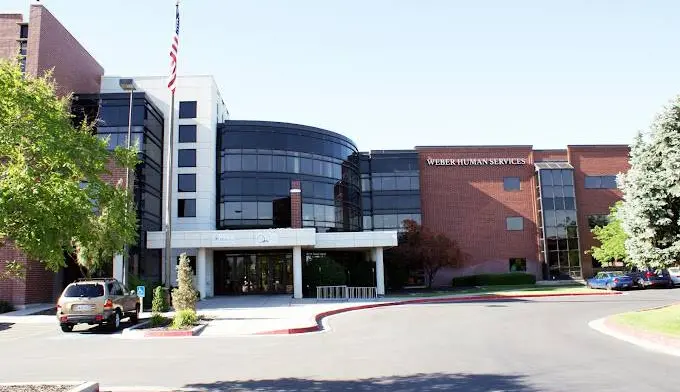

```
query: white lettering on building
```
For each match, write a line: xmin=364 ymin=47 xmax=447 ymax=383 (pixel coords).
xmin=426 ymin=157 xmax=527 ymax=166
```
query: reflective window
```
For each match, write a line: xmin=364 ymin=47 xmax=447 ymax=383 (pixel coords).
xmin=177 ymin=174 xmax=196 ymax=192
xmin=178 ymin=125 xmax=196 ymax=143
xmin=585 ymin=175 xmax=618 ymax=189
xmin=506 ymin=217 xmax=524 ymax=231
xmin=178 ymin=199 xmax=196 ymax=217
xmin=241 ymin=155 xmax=257 ymax=171
xmin=588 ymin=214 xmax=609 ymax=229
xmin=178 ymin=149 xmax=196 ymax=167
xmin=179 ymin=101 xmax=197 ymax=118
xmin=503 ymin=177 xmax=521 ymax=191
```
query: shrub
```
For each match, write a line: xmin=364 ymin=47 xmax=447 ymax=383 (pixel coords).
xmin=171 ymin=309 xmax=198 ymax=330
xmin=171 ymin=253 xmax=197 ymax=311
xmin=149 ymin=313 xmax=168 ymax=328
xmin=0 ymin=300 xmax=15 ymax=314
xmin=152 ymin=286 xmax=169 ymax=313
xmin=452 ymin=273 xmax=536 ymax=287
xmin=302 ymin=256 xmax=347 ymax=296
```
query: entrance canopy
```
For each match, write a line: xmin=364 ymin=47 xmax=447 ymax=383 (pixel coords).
xmin=146 ymin=228 xmax=398 ymax=250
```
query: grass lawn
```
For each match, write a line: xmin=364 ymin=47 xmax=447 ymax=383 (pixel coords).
xmin=612 ymin=304 xmax=680 ymax=338
xmin=388 ymin=284 xmax=594 ymax=298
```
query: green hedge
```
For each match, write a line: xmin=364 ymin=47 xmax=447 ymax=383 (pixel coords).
xmin=452 ymin=273 xmax=536 ymax=287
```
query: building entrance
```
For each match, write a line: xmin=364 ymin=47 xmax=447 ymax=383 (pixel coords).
xmin=213 ymin=251 xmax=293 ymax=295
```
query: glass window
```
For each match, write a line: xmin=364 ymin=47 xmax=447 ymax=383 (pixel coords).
xmin=241 ymin=202 xmax=257 ymax=219
xmin=588 ymin=214 xmax=609 ymax=229
xmin=542 ymin=197 xmax=554 ymax=210
xmin=241 ymin=155 xmax=257 ymax=171
xmin=302 ymin=203 xmax=314 ymax=220
xmin=540 ymin=170 xmax=553 ymax=186
xmin=509 ymin=258 xmax=527 ymax=272
xmin=564 ymin=210 xmax=577 ymax=226
xmin=373 ymin=215 xmax=384 ymax=228
xmin=566 ymin=225 xmax=578 ymax=238
xmin=314 ymin=204 xmax=325 ymax=222
xmin=272 ymin=155 xmax=286 ymax=172
xmin=300 ymin=158 xmax=314 ymax=175
xmin=222 ymin=178 xmax=241 ymax=195
xmin=562 ymin=170 xmax=574 ymax=186
xmin=178 ymin=149 xmax=196 ymax=167
xmin=20 ymin=24 xmax=28 ymax=39
xmin=541 ymin=186 xmax=554 ymax=198
xmin=363 ymin=215 xmax=372 ymax=230
xmin=552 ymin=170 xmax=563 ymax=186
xmin=381 ymin=177 xmax=396 ymax=191
xmin=553 ymin=197 xmax=565 ymax=210
xmin=225 ymin=155 xmax=241 ymax=171
xmin=178 ymin=199 xmax=196 ymax=217
xmin=553 ymin=186 xmax=564 ymax=197
xmin=258 ymin=202 xmax=273 ymax=219
xmin=178 ymin=101 xmax=197 ymax=118
xmin=563 ymin=185 xmax=574 ymax=197
xmin=287 ymin=156 xmax=300 ymax=173
xmin=224 ymin=202 xmax=241 ymax=219
xmin=584 ymin=176 xmax=601 ymax=189
xmin=361 ymin=178 xmax=371 ymax=192
xmin=503 ymin=177 xmax=521 ymax=191
xmin=178 ymin=125 xmax=196 ymax=143
xmin=313 ymin=160 xmax=324 ymax=176
xmin=241 ymin=178 xmax=257 ymax=194
xmin=258 ymin=155 xmax=272 ymax=171
xmin=383 ymin=214 xmax=398 ymax=229
xmin=506 ymin=217 xmax=523 ymax=231
xmin=543 ymin=210 xmax=556 ymax=227
xmin=396 ymin=176 xmax=411 ymax=190
xmin=601 ymin=175 xmax=617 ymax=189
xmin=177 ymin=174 xmax=196 ymax=192
xmin=410 ymin=177 xmax=420 ymax=190
xmin=371 ymin=178 xmax=382 ymax=191
xmin=64 ymin=283 xmax=104 ymax=298
xmin=564 ymin=197 xmax=575 ymax=210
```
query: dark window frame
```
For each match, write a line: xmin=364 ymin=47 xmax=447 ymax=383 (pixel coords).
xmin=506 ymin=216 xmax=524 ymax=231
xmin=503 ymin=177 xmax=521 ymax=191
xmin=178 ymin=125 xmax=197 ymax=143
xmin=178 ymin=198 xmax=197 ymax=217
xmin=179 ymin=101 xmax=197 ymax=119
xmin=177 ymin=174 xmax=196 ymax=192
xmin=178 ymin=149 xmax=197 ymax=167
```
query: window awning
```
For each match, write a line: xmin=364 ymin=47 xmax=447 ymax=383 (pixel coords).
xmin=534 ymin=161 xmax=574 ymax=171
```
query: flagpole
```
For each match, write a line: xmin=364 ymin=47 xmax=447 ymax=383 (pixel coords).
xmin=164 ymin=0 xmax=180 ymax=289
xmin=164 ymin=92 xmax=175 ymax=289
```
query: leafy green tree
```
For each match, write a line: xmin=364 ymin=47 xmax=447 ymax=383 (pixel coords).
xmin=0 ymin=60 xmax=138 ymax=276
xmin=619 ymin=96 xmax=680 ymax=270
xmin=589 ymin=202 xmax=627 ymax=266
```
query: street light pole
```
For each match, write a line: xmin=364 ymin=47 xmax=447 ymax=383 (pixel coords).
xmin=119 ymin=78 xmax=136 ymax=289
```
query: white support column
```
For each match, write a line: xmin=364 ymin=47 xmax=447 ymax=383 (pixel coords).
xmin=375 ymin=247 xmax=385 ymax=297
xmin=197 ymin=248 xmax=207 ymax=300
xmin=113 ymin=254 xmax=124 ymax=282
xmin=293 ymin=246 xmax=303 ymax=299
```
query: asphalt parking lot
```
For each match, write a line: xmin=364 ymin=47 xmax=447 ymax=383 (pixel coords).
xmin=0 ymin=289 xmax=678 ymax=391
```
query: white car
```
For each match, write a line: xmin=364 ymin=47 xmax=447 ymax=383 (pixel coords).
xmin=668 ymin=267 xmax=680 ymax=286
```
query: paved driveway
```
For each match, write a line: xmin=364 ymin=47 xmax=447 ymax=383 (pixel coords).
xmin=0 ymin=290 xmax=678 ymax=391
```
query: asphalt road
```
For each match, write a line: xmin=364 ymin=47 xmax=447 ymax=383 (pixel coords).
xmin=0 ymin=289 xmax=678 ymax=391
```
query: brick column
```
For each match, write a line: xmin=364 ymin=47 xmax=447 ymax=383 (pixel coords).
xmin=290 ymin=180 xmax=302 ymax=229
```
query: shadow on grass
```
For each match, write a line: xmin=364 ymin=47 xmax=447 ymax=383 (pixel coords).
xmin=0 ymin=322 xmax=14 ymax=331
xmin=183 ymin=373 xmax=538 ymax=392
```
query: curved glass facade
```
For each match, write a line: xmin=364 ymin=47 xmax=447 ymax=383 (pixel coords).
xmin=217 ymin=121 xmax=362 ymax=232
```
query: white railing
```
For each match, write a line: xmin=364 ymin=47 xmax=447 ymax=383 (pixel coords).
xmin=316 ymin=285 xmax=377 ymax=300
xmin=347 ymin=286 xmax=377 ymax=299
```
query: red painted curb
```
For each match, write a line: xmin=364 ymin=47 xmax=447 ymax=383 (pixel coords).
xmin=143 ymin=329 xmax=194 ymax=337
xmin=256 ymin=291 xmax=621 ymax=335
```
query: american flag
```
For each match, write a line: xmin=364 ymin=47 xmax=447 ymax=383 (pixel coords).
xmin=167 ymin=1 xmax=180 ymax=94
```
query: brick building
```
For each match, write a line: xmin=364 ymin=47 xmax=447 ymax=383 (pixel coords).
xmin=403 ymin=145 xmax=629 ymax=286
xmin=0 ymin=4 xmax=104 ymax=307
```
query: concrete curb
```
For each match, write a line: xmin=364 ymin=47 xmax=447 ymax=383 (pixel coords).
xmin=257 ymin=291 xmax=622 ymax=335
xmin=0 ymin=382 xmax=98 ymax=392
xmin=588 ymin=316 xmax=680 ymax=357
xmin=121 ymin=321 xmax=206 ymax=338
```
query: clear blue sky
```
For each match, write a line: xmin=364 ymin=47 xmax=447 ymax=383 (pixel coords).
xmin=5 ymin=0 xmax=680 ymax=151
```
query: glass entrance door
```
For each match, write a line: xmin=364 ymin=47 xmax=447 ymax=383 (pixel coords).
xmin=213 ymin=251 xmax=293 ymax=295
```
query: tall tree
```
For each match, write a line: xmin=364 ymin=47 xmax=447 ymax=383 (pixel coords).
xmin=589 ymin=201 xmax=627 ymax=266
xmin=0 ymin=61 xmax=138 ymax=276
xmin=619 ymin=97 xmax=680 ymax=270
xmin=397 ymin=219 xmax=465 ymax=288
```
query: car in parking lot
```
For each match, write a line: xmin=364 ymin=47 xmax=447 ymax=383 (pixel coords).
xmin=56 ymin=278 xmax=140 ymax=332
xmin=628 ymin=267 xmax=674 ymax=289
xmin=668 ymin=267 xmax=680 ymax=286
xmin=586 ymin=271 xmax=634 ymax=290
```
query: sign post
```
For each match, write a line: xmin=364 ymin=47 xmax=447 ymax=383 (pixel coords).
xmin=136 ymin=285 xmax=146 ymax=313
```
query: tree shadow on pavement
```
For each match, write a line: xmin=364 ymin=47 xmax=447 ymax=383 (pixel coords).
xmin=183 ymin=373 xmax=538 ymax=392
xmin=0 ymin=322 xmax=14 ymax=331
